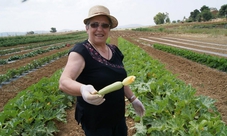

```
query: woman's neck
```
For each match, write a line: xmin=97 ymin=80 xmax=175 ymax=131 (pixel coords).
xmin=88 ymin=39 xmax=110 ymax=60
xmin=88 ymin=39 xmax=106 ymax=51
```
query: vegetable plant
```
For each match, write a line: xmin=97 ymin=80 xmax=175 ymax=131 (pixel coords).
xmin=153 ymin=43 xmax=227 ymax=72
xmin=0 ymin=70 xmax=75 ymax=136
xmin=118 ymin=37 xmax=227 ymax=135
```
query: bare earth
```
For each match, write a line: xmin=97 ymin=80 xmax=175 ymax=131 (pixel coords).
xmin=0 ymin=31 xmax=226 ymax=136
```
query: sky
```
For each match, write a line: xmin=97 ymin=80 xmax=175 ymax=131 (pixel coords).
xmin=0 ymin=0 xmax=226 ymax=32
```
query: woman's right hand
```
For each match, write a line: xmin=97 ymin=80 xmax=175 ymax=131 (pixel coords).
xmin=80 ymin=85 xmax=105 ymax=105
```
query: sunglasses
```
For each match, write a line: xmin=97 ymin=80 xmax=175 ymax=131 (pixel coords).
xmin=90 ymin=22 xmax=111 ymax=29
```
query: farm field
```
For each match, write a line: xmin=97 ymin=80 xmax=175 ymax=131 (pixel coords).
xmin=0 ymin=30 xmax=227 ymax=135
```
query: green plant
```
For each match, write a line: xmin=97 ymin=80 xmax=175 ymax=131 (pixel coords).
xmin=153 ymin=43 xmax=227 ymax=72
xmin=0 ymin=50 xmax=68 ymax=85
xmin=118 ymin=38 xmax=227 ymax=135
xmin=0 ymin=70 xmax=75 ymax=135
xmin=0 ymin=31 xmax=87 ymax=47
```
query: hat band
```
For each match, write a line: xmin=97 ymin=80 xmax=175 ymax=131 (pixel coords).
xmin=93 ymin=12 xmax=108 ymax=15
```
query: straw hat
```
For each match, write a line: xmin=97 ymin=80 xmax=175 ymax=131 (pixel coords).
xmin=83 ymin=5 xmax=118 ymax=29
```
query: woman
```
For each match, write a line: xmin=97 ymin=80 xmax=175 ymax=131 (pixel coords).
xmin=59 ymin=5 xmax=145 ymax=136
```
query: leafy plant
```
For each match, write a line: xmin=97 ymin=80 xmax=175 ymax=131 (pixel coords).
xmin=0 ymin=70 xmax=75 ymax=136
xmin=0 ymin=31 xmax=87 ymax=47
xmin=153 ymin=43 xmax=227 ymax=72
xmin=0 ymin=50 xmax=68 ymax=85
xmin=118 ymin=38 xmax=227 ymax=135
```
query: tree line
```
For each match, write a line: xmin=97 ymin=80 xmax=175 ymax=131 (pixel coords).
xmin=154 ymin=4 xmax=227 ymax=25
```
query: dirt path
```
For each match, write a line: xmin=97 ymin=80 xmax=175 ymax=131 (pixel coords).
xmin=0 ymin=31 xmax=226 ymax=136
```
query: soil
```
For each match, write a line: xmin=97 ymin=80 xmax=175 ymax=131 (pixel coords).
xmin=0 ymin=31 xmax=226 ymax=136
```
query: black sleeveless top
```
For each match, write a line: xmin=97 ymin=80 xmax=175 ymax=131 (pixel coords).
xmin=69 ymin=40 xmax=127 ymax=129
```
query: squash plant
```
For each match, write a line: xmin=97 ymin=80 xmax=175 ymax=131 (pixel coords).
xmin=0 ymin=69 xmax=75 ymax=136
xmin=153 ymin=43 xmax=227 ymax=72
xmin=1 ymin=44 xmax=65 ymax=64
xmin=118 ymin=38 xmax=227 ymax=135
xmin=1 ymin=37 xmax=226 ymax=135
xmin=0 ymin=50 xmax=68 ymax=85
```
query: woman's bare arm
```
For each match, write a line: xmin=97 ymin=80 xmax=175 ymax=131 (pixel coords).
xmin=59 ymin=52 xmax=85 ymax=96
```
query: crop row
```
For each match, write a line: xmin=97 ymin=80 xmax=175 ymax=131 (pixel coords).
xmin=118 ymin=38 xmax=227 ymax=135
xmin=0 ymin=44 xmax=66 ymax=65
xmin=0 ymin=50 xmax=67 ymax=85
xmin=0 ymin=35 xmax=74 ymax=47
xmin=0 ymin=69 xmax=75 ymax=135
xmin=0 ymin=31 xmax=87 ymax=47
xmin=0 ymin=37 xmax=226 ymax=135
xmin=0 ymin=40 xmax=74 ymax=56
xmin=153 ymin=43 xmax=227 ymax=72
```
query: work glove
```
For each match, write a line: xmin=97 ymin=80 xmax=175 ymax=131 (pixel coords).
xmin=132 ymin=98 xmax=145 ymax=117
xmin=80 ymin=85 xmax=105 ymax=105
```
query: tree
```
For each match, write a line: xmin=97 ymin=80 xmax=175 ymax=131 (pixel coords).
xmin=165 ymin=12 xmax=170 ymax=23
xmin=165 ymin=17 xmax=170 ymax=23
xmin=218 ymin=4 xmax=227 ymax=17
xmin=50 ymin=27 xmax=57 ymax=33
xmin=201 ymin=10 xmax=212 ymax=21
xmin=199 ymin=5 xmax=212 ymax=21
xmin=153 ymin=12 xmax=168 ymax=25
xmin=200 ymin=5 xmax=210 ymax=12
xmin=197 ymin=14 xmax=202 ymax=22
xmin=189 ymin=9 xmax=200 ymax=22
xmin=26 ymin=31 xmax=34 ymax=35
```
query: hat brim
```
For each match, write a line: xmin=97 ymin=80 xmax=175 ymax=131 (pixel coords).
xmin=83 ymin=13 xmax=118 ymax=29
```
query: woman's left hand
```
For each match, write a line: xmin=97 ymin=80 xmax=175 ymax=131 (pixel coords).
xmin=132 ymin=98 xmax=145 ymax=117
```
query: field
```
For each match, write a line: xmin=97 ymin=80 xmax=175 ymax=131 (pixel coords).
xmin=0 ymin=22 xmax=227 ymax=135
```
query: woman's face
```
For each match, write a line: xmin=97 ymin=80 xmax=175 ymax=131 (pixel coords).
xmin=86 ymin=15 xmax=111 ymax=45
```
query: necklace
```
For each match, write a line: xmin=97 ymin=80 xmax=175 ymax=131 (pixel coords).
xmin=88 ymin=40 xmax=110 ymax=60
